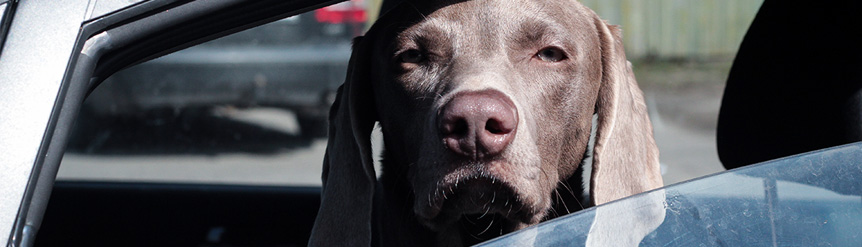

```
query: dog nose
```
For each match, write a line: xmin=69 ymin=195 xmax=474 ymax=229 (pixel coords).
xmin=438 ymin=90 xmax=518 ymax=159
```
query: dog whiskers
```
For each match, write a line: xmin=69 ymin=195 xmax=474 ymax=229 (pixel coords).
xmin=477 ymin=206 xmax=491 ymax=219
xmin=554 ymin=189 xmax=571 ymax=215
xmin=547 ymin=203 xmax=558 ymax=218
xmin=559 ymin=181 xmax=585 ymax=209
xmin=463 ymin=215 xmax=477 ymax=225
xmin=461 ymin=218 xmax=483 ymax=241
xmin=477 ymin=214 xmax=496 ymax=236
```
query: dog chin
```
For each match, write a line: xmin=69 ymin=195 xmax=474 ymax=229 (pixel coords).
xmin=413 ymin=168 xmax=547 ymax=232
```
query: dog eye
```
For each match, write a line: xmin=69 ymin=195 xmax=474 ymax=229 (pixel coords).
xmin=535 ymin=47 xmax=567 ymax=62
xmin=399 ymin=49 xmax=425 ymax=63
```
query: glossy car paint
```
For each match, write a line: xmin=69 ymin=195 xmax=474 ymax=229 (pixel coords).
xmin=0 ymin=1 xmax=92 ymax=245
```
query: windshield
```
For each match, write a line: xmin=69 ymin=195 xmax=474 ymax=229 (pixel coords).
xmin=481 ymin=142 xmax=862 ymax=246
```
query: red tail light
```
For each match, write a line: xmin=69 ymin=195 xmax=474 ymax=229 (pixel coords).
xmin=315 ymin=0 xmax=367 ymax=24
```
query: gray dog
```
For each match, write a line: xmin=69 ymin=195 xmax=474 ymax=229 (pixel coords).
xmin=310 ymin=0 xmax=663 ymax=246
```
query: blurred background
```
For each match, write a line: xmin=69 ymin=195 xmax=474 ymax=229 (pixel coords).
xmin=580 ymin=0 xmax=764 ymax=184
xmin=59 ymin=0 xmax=764 ymax=186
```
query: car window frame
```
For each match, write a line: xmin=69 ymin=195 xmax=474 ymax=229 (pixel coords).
xmin=0 ymin=1 xmax=97 ymax=245
xmin=0 ymin=0 xmax=15 ymax=56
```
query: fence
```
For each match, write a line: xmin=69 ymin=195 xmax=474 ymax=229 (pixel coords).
xmin=366 ymin=0 xmax=764 ymax=60
xmin=580 ymin=0 xmax=763 ymax=60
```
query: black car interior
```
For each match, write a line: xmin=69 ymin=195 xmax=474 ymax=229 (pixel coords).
xmin=717 ymin=0 xmax=862 ymax=169
xmin=36 ymin=182 xmax=319 ymax=246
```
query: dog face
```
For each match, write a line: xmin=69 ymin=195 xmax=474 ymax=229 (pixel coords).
xmin=370 ymin=0 xmax=603 ymax=230
xmin=310 ymin=0 xmax=663 ymax=245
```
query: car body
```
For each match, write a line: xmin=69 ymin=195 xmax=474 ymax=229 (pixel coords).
xmin=0 ymin=0 xmax=860 ymax=246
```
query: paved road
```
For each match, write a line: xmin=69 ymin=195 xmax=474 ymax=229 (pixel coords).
xmin=646 ymin=87 xmax=726 ymax=185
xmin=651 ymin=115 xmax=724 ymax=185
xmin=59 ymin=89 xmax=726 ymax=187
xmin=60 ymin=107 xmax=382 ymax=186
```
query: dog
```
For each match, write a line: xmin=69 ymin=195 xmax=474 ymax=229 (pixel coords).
xmin=309 ymin=0 xmax=663 ymax=246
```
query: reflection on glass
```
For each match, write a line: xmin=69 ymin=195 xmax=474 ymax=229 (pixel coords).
xmin=482 ymin=143 xmax=862 ymax=247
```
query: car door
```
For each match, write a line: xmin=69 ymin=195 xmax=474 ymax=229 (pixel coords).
xmin=0 ymin=0 xmax=345 ymax=246
xmin=0 ymin=1 xmax=97 ymax=246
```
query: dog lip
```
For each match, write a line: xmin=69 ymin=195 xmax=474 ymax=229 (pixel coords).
xmin=414 ymin=167 xmax=539 ymax=230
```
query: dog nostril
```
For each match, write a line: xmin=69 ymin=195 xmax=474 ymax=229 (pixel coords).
xmin=441 ymin=118 xmax=469 ymax=137
xmin=485 ymin=118 xmax=506 ymax=134
xmin=452 ymin=119 xmax=469 ymax=136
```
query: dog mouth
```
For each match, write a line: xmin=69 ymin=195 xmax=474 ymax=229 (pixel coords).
xmin=414 ymin=165 xmax=544 ymax=233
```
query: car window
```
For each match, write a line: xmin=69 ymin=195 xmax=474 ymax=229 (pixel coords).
xmin=60 ymin=0 xmax=762 ymax=187
xmin=59 ymin=0 xmax=380 ymax=186
xmin=481 ymin=142 xmax=862 ymax=246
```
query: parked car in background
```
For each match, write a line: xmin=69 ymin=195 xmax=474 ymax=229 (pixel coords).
xmin=83 ymin=0 xmax=367 ymax=138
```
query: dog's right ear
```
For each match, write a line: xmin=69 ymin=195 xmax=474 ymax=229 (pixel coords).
xmin=309 ymin=36 xmax=378 ymax=246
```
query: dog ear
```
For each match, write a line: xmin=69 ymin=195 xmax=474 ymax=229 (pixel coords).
xmin=589 ymin=17 xmax=663 ymax=205
xmin=308 ymin=36 xmax=378 ymax=246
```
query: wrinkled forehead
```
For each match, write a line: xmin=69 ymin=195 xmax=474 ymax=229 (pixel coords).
xmin=410 ymin=1 xmax=532 ymax=40
xmin=377 ymin=0 xmax=596 ymax=46
xmin=389 ymin=0 xmax=588 ymax=17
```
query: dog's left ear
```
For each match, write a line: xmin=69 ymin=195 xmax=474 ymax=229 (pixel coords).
xmin=308 ymin=35 xmax=378 ymax=246
xmin=590 ymin=16 xmax=663 ymax=205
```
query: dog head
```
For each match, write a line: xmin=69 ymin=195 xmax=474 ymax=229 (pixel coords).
xmin=310 ymin=0 xmax=662 ymax=245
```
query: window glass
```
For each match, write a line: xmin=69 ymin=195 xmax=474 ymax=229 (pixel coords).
xmin=482 ymin=143 xmax=862 ymax=246
xmin=61 ymin=0 xmax=763 ymax=187
xmin=60 ymin=0 xmax=378 ymax=186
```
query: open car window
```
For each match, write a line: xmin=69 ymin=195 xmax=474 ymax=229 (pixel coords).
xmin=38 ymin=2 xmax=371 ymax=246
xmin=58 ymin=0 xmax=764 ymax=194
xmin=59 ymin=0 xmax=377 ymax=186
xmin=482 ymin=142 xmax=862 ymax=246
